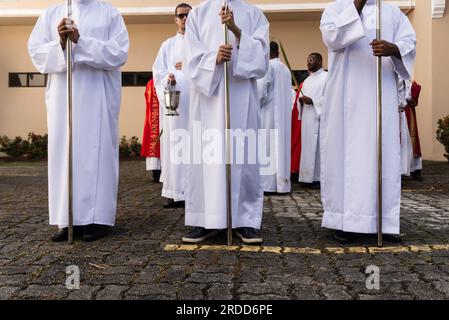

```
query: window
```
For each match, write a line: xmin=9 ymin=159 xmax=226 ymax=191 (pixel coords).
xmin=9 ymin=73 xmax=48 ymax=88
xmin=292 ymin=70 xmax=310 ymax=86
xmin=122 ymin=72 xmax=152 ymax=87
xmin=8 ymin=72 xmax=153 ymax=88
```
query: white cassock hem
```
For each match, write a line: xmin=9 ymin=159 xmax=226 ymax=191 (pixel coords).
xmin=321 ymin=211 xmax=400 ymax=235
xmin=162 ymin=189 xmax=185 ymax=202
xmin=55 ymin=218 xmax=116 ymax=229
xmin=146 ymin=157 xmax=161 ymax=171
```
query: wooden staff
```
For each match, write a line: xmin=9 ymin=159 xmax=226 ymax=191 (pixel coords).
xmin=223 ymin=1 xmax=233 ymax=246
xmin=376 ymin=0 xmax=383 ymax=247
xmin=67 ymin=0 xmax=74 ymax=244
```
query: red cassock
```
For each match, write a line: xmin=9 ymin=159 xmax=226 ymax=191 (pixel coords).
xmin=404 ymin=81 xmax=422 ymax=158
xmin=291 ymin=86 xmax=302 ymax=173
xmin=141 ymin=79 xmax=161 ymax=158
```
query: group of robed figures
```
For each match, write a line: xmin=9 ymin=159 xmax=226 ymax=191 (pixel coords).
xmin=28 ymin=0 xmax=417 ymax=245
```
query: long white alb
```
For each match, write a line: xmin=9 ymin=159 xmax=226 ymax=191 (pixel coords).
xmin=258 ymin=58 xmax=292 ymax=193
xmin=28 ymin=0 xmax=129 ymax=227
xmin=298 ymin=68 xmax=328 ymax=183
xmin=320 ymin=0 xmax=416 ymax=234
xmin=182 ymin=0 xmax=269 ymax=229
xmin=153 ymin=33 xmax=191 ymax=201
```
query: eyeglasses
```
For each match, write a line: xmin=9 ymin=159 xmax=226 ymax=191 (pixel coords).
xmin=176 ymin=13 xmax=189 ymax=19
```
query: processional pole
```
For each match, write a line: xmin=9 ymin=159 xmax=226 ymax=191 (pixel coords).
xmin=376 ymin=0 xmax=383 ymax=248
xmin=223 ymin=1 xmax=233 ymax=246
xmin=67 ymin=0 xmax=74 ymax=244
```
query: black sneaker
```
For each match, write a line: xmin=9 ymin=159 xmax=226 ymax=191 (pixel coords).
xmin=234 ymin=228 xmax=263 ymax=244
xmin=83 ymin=224 xmax=109 ymax=242
xmin=334 ymin=230 xmax=352 ymax=243
xmin=182 ymin=227 xmax=219 ymax=244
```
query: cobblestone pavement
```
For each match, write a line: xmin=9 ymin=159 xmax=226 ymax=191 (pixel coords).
xmin=1 ymin=160 xmax=449 ymax=300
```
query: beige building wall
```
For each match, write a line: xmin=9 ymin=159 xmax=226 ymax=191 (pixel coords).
xmin=409 ymin=0 xmax=449 ymax=161
xmin=0 ymin=19 xmax=326 ymax=142
xmin=1 ymin=0 xmax=448 ymax=161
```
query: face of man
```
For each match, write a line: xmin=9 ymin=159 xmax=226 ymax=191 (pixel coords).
xmin=307 ymin=55 xmax=322 ymax=73
xmin=175 ymin=6 xmax=191 ymax=33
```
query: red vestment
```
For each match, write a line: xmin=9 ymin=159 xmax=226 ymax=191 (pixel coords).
xmin=404 ymin=81 xmax=422 ymax=158
xmin=141 ymin=79 xmax=161 ymax=158
xmin=291 ymin=86 xmax=302 ymax=173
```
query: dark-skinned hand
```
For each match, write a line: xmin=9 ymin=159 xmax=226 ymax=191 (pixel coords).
xmin=370 ymin=40 xmax=401 ymax=59
xmin=216 ymin=44 xmax=233 ymax=64
xmin=58 ymin=18 xmax=80 ymax=50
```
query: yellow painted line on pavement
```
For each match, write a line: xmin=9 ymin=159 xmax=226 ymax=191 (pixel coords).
xmin=164 ymin=244 xmax=449 ymax=255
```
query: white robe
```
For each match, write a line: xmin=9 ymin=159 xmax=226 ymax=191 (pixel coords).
xmin=153 ymin=33 xmax=191 ymax=201
xmin=320 ymin=0 xmax=416 ymax=234
xmin=183 ymin=0 xmax=269 ymax=229
xmin=398 ymin=79 xmax=422 ymax=176
xmin=398 ymin=79 xmax=412 ymax=176
xmin=298 ymin=68 xmax=328 ymax=183
xmin=258 ymin=58 xmax=292 ymax=193
xmin=28 ymin=0 xmax=129 ymax=227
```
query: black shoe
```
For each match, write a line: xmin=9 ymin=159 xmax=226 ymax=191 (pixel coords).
xmin=312 ymin=181 xmax=321 ymax=189
xmin=51 ymin=228 xmax=68 ymax=242
xmin=234 ymin=228 xmax=263 ymax=244
xmin=152 ymin=170 xmax=161 ymax=183
xmin=182 ymin=227 xmax=219 ymax=244
xmin=411 ymin=170 xmax=423 ymax=181
xmin=334 ymin=230 xmax=352 ymax=244
xmin=264 ymin=191 xmax=277 ymax=196
xmin=50 ymin=226 xmax=84 ymax=242
xmin=83 ymin=224 xmax=109 ymax=242
xmin=383 ymin=234 xmax=403 ymax=243
xmin=163 ymin=199 xmax=185 ymax=209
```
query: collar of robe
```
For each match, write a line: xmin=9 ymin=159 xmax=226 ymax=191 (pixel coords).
xmin=311 ymin=68 xmax=324 ymax=76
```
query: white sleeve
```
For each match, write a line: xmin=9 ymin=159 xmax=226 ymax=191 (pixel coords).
xmin=28 ymin=12 xmax=67 ymax=74
xmin=74 ymin=9 xmax=129 ymax=71
xmin=320 ymin=2 xmax=365 ymax=52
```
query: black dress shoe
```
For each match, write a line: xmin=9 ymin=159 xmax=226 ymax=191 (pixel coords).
xmin=182 ymin=227 xmax=219 ymax=244
xmin=163 ymin=199 xmax=185 ymax=209
xmin=83 ymin=224 xmax=109 ymax=242
xmin=234 ymin=227 xmax=263 ymax=244
xmin=152 ymin=170 xmax=161 ymax=183
xmin=334 ymin=230 xmax=352 ymax=243
xmin=51 ymin=228 xmax=68 ymax=242
xmin=311 ymin=181 xmax=321 ymax=189
xmin=50 ymin=226 xmax=84 ymax=242
xmin=411 ymin=170 xmax=423 ymax=181
xmin=383 ymin=234 xmax=403 ymax=243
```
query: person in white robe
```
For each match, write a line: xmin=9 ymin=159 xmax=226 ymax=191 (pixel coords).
xmin=28 ymin=0 xmax=129 ymax=242
xmin=181 ymin=0 xmax=269 ymax=244
xmin=298 ymin=53 xmax=328 ymax=187
xmin=257 ymin=41 xmax=292 ymax=194
xmin=319 ymin=0 xmax=416 ymax=242
xmin=153 ymin=3 xmax=192 ymax=208
xmin=398 ymin=79 xmax=413 ymax=176
xmin=398 ymin=78 xmax=423 ymax=179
